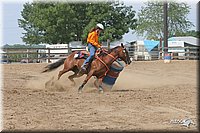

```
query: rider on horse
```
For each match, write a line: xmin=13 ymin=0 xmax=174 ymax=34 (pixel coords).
xmin=80 ymin=23 xmax=104 ymax=72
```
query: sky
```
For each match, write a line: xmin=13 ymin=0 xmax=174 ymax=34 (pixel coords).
xmin=0 ymin=0 xmax=198 ymax=46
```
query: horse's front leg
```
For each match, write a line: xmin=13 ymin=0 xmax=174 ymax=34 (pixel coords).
xmin=98 ymin=84 xmax=104 ymax=93
xmin=78 ymin=71 xmax=94 ymax=93
xmin=95 ymin=78 xmax=104 ymax=93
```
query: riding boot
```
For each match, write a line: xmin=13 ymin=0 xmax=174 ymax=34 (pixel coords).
xmin=81 ymin=63 xmax=89 ymax=72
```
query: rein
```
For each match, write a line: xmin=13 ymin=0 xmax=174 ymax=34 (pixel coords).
xmin=95 ymin=49 xmax=118 ymax=78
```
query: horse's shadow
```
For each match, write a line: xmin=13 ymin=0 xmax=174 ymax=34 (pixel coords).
xmin=111 ymin=89 xmax=135 ymax=92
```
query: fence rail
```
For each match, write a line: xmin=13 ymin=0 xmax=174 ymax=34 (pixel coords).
xmin=1 ymin=46 xmax=199 ymax=63
xmin=1 ymin=47 xmax=85 ymax=63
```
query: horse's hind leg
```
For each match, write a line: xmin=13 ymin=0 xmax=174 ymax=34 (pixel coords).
xmin=68 ymin=73 xmax=76 ymax=86
xmin=78 ymin=70 xmax=94 ymax=93
xmin=58 ymin=68 xmax=70 ymax=80
xmin=94 ymin=78 xmax=104 ymax=93
xmin=68 ymin=71 xmax=84 ymax=86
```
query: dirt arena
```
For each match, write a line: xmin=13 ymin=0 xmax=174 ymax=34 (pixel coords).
xmin=2 ymin=60 xmax=199 ymax=131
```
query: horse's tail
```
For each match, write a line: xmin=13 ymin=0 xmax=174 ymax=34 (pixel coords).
xmin=42 ymin=58 xmax=66 ymax=73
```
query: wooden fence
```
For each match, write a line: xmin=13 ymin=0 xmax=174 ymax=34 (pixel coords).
xmin=128 ymin=46 xmax=199 ymax=61
xmin=1 ymin=47 xmax=86 ymax=63
xmin=1 ymin=46 xmax=199 ymax=63
xmin=159 ymin=46 xmax=200 ymax=60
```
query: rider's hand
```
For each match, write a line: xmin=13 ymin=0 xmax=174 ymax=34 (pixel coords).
xmin=97 ymin=47 xmax=102 ymax=51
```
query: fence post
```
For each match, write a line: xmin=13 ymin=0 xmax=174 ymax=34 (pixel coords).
xmin=27 ymin=49 xmax=29 ymax=63
xmin=48 ymin=48 xmax=50 ymax=63
xmin=107 ymin=39 xmax=110 ymax=50
xmin=159 ymin=38 xmax=162 ymax=59
xmin=6 ymin=49 xmax=9 ymax=63
xmin=186 ymin=46 xmax=190 ymax=60
xmin=67 ymin=43 xmax=70 ymax=55
xmin=36 ymin=50 xmax=39 ymax=63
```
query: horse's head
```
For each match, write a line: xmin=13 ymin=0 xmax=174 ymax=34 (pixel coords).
xmin=114 ymin=43 xmax=131 ymax=65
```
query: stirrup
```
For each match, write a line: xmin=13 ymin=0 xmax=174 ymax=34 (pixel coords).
xmin=81 ymin=66 xmax=87 ymax=71
xmin=78 ymin=66 xmax=86 ymax=75
xmin=78 ymin=69 xmax=85 ymax=75
xmin=82 ymin=63 xmax=89 ymax=69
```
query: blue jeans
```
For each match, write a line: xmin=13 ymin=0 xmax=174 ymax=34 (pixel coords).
xmin=82 ymin=43 xmax=97 ymax=66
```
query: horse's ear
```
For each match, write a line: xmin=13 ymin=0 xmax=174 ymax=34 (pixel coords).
xmin=121 ymin=43 xmax=124 ymax=48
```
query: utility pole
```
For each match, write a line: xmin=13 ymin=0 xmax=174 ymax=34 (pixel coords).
xmin=163 ymin=1 xmax=168 ymax=54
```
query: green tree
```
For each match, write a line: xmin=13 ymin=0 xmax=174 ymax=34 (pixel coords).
xmin=18 ymin=2 xmax=137 ymax=45
xmin=19 ymin=2 xmax=76 ymax=44
xmin=175 ymin=30 xmax=200 ymax=38
xmin=134 ymin=1 xmax=194 ymax=40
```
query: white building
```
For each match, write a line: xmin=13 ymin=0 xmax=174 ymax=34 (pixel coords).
xmin=132 ymin=41 xmax=152 ymax=60
xmin=128 ymin=40 xmax=159 ymax=61
xmin=167 ymin=36 xmax=199 ymax=60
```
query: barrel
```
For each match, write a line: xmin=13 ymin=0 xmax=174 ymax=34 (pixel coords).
xmin=102 ymin=60 xmax=124 ymax=90
xmin=164 ymin=53 xmax=171 ymax=63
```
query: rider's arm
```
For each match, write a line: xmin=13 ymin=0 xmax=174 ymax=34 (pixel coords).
xmin=97 ymin=44 xmax=101 ymax=48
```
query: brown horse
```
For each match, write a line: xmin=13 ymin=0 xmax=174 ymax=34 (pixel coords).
xmin=42 ymin=43 xmax=131 ymax=93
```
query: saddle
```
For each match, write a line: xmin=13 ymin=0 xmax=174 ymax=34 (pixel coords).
xmin=74 ymin=51 xmax=90 ymax=59
xmin=74 ymin=49 xmax=104 ymax=59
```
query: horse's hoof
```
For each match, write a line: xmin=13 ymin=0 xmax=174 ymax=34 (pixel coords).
xmin=78 ymin=87 xmax=82 ymax=94
xmin=99 ymin=90 xmax=104 ymax=94
xmin=99 ymin=86 xmax=103 ymax=94
xmin=78 ymin=90 xmax=82 ymax=94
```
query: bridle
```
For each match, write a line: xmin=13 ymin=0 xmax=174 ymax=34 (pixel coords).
xmin=123 ymin=48 xmax=130 ymax=65
xmin=101 ymin=48 xmax=118 ymax=61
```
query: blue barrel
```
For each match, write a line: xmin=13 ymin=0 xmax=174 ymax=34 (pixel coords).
xmin=164 ymin=53 xmax=171 ymax=60
xmin=102 ymin=60 xmax=124 ymax=86
xmin=164 ymin=53 xmax=172 ymax=63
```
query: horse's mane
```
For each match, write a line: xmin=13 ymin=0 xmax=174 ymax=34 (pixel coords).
xmin=99 ymin=46 xmax=121 ymax=57
xmin=105 ymin=46 xmax=121 ymax=54
xmin=110 ymin=46 xmax=121 ymax=52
